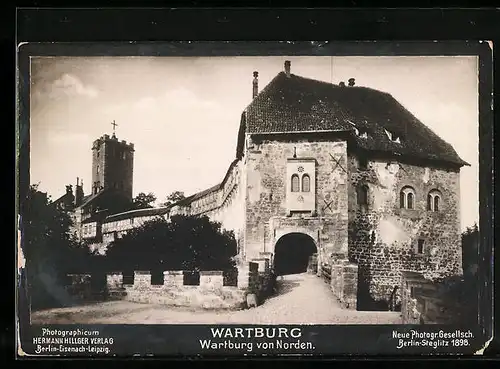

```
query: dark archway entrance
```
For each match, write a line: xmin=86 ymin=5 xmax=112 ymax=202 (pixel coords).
xmin=274 ymin=233 xmax=318 ymax=276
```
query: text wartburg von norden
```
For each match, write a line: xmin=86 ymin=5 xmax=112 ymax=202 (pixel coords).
xmin=200 ymin=327 xmax=315 ymax=352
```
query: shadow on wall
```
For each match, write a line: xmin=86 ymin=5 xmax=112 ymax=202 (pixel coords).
xmin=356 ymin=265 xmax=400 ymax=311
xmin=357 ymin=265 xmax=384 ymax=311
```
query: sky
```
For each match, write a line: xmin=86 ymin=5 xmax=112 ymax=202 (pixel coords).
xmin=30 ymin=55 xmax=479 ymax=230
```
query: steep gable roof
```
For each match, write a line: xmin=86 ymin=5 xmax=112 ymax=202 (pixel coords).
xmin=78 ymin=189 xmax=108 ymax=208
xmin=242 ymin=72 xmax=468 ymax=167
xmin=51 ymin=192 xmax=73 ymax=207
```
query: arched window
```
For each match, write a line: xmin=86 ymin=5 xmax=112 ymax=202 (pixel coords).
xmin=302 ymin=174 xmax=310 ymax=192
xmin=291 ymin=174 xmax=300 ymax=192
xmin=357 ymin=184 xmax=368 ymax=206
xmin=427 ymin=190 xmax=442 ymax=211
xmin=400 ymin=186 xmax=416 ymax=209
xmin=407 ymin=192 xmax=414 ymax=209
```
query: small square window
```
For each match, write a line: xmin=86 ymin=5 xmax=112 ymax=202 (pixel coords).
xmin=417 ymin=239 xmax=425 ymax=254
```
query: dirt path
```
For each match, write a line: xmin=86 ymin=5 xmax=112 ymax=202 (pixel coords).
xmin=31 ymin=273 xmax=401 ymax=325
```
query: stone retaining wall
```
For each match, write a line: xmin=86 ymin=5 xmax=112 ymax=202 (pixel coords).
xmin=401 ymin=271 xmax=463 ymax=324
xmin=102 ymin=258 xmax=271 ymax=310
xmin=329 ymin=260 xmax=358 ymax=310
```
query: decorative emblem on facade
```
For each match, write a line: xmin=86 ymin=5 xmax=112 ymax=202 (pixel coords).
xmin=323 ymin=198 xmax=333 ymax=212
xmin=297 ymin=166 xmax=304 ymax=173
xmin=297 ymin=195 xmax=304 ymax=202
xmin=329 ymin=153 xmax=348 ymax=174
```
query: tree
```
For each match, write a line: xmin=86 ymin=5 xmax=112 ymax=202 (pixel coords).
xmin=461 ymin=223 xmax=479 ymax=277
xmin=133 ymin=192 xmax=157 ymax=209
xmin=20 ymin=184 xmax=96 ymax=310
xmin=161 ymin=191 xmax=186 ymax=207
xmin=104 ymin=215 xmax=237 ymax=273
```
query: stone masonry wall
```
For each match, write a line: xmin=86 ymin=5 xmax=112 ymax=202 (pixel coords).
xmin=245 ymin=137 xmax=349 ymax=262
xmin=91 ymin=135 xmax=134 ymax=199
xmin=330 ymin=260 xmax=359 ymax=310
xmin=236 ymin=259 xmax=273 ymax=306
xmin=400 ymin=271 xmax=464 ymax=324
xmin=106 ymin=261 xmax=270 ymax=310
xmin=347 ymin=154 xmax=463 ymax=308
xmin=116 ymin=271 xmax=246 ymax=310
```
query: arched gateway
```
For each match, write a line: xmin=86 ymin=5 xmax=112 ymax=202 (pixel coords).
xmin=273 ymin=233 xmax=318 ymax=276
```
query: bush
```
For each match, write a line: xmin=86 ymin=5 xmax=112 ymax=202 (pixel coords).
xmin=104 ymin=215 xmax=238 ymax=274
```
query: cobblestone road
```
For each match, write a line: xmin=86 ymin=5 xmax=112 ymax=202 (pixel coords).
xmin=31 ymin=273 xmax=401 ymax=325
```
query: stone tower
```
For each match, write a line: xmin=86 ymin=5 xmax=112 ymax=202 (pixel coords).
xmin=91 ymin=133 xmax=135 ymax=201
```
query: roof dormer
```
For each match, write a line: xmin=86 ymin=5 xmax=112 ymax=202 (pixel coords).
xmin=347 ymin=119 xmax=369 ymax=139
xmin=384 ymin=128 xmax=401 ymax=144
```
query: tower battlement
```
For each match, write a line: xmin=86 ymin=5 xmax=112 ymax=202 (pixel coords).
xmin=92 ymin=135 xmax=134 ymax=151
xmin=90 ymin=131 xmax=135 ymax=200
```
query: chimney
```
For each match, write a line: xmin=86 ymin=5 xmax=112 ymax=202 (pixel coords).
xmin=65 ymin=185 xmax=75 ymax=208
xmin=284 ymin=60 xmax=291 ymax=78
xmin=252 ymin=71 xmax=259 ymax=99
xmin=348 ymin=78 xmax=355 ymax=87
xmin=75 ymin=177 xmax=84 ymax=207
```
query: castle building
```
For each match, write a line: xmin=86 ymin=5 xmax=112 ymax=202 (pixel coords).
xmin=55 ymin=60 xmax=468 ymax=307
xmin=52 ymin=131 xmax=136 ymax=244
xmin=168 ymin=60 xmax=468 ymax=307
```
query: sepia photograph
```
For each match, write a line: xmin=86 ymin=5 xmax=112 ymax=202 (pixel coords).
xmin=15 ymin=39 xmax=493 ymax=356
xmin=24 ymin=54 xmax=480 ymax=326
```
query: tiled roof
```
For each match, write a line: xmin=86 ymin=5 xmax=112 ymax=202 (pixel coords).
xmin=78 ymin=189 xmax=108 ymax=208
xmin=51 ymin=192 xmax=72 ymax=206
xmin=241 ymin=72 xmax=468 ymax=167
xmin=105 ymin=206 xmax=171 ymax=222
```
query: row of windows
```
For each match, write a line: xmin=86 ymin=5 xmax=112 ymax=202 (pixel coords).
xmin=82 ymin=224 xmax=96 ymax=236
xmin=356 ymin=185 xmax=443 ymax=211
xmin=102 ymin=216 xmax=162 ymax=233
xmin=291 ymin=174 xmax=310 ymax=193
xmin=400 ymin=186 xmax=442 ymax=211
xmin=195 ymin=194 xmax=218 ymax=208
xmin=92 ymin=179 xmax=125 ymax=191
